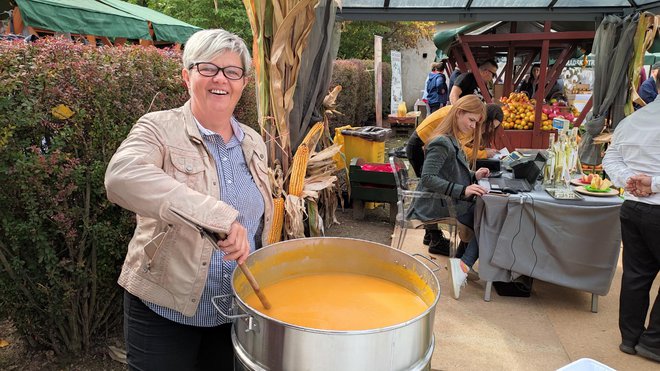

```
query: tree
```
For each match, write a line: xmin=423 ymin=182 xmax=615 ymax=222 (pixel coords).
xmin=337 ymin=21 xmax=436 ymax=61
xmin=130 ymin=0 xmax=253 ymax=45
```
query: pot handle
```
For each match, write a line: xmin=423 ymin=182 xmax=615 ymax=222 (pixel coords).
xmin=211 ymin=294 xmax=250 ymax=320
xmin=412 ymin=253 xmax=441 ymax=272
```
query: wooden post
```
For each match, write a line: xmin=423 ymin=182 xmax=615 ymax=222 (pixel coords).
xmin=374 ymin=35 xmax=382 ymax=127
xmin=12 ymin=6 xmax=23 ymax=34
xmin=459 ymin=37 xmax=492 ymax=103
xmin=503 ymin=22 xmax=517 ymax=97
xmin=533 ymin=21 xmax=551 ymax=148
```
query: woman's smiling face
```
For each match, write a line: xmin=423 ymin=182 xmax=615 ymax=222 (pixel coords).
xmin=182 ymin=51 xmax=246 ymax=119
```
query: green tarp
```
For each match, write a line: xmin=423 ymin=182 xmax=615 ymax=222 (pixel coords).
xmin=16 ymin=0 xmax=200 ymax=44
xmin=98 ymin=0 xmax=201 ymax=44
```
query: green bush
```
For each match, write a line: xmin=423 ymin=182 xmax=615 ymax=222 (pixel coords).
xmin=329 ymin=59 xmax=391 ymax=129
xmin=0 ymin=38 xmax=188 ymax=354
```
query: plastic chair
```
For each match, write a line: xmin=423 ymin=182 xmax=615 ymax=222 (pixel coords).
xmin=389 ymin=156 xmax=464 ymax=256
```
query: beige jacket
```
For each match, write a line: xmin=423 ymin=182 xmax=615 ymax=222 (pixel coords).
xmin=105 ymin=101 xmax=273 ymax=316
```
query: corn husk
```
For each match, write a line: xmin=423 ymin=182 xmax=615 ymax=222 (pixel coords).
xmin=284 ymin=194 xmax=306 ymax=239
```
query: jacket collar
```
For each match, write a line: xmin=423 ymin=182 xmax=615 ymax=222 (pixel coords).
xmin=182 ymin=100 xmax=265 ymax=164
xmin=449 ymin=135 xmax=471 ymax=171
xmin=183 ymin=101 xmax=203 ymax=144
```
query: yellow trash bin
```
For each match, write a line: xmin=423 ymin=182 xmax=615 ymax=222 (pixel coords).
xmin=338 ymin=126 xmax=392 ymax=167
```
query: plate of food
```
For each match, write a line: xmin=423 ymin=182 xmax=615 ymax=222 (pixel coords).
xmin=570 ymin=173 xmax=598 ymax=186
xmin=574 ymin=185 xmax=619 ymax=197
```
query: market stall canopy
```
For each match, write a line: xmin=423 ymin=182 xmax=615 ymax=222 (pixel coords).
xmin=337 ymin=0 xmax=660 ymax=22
xmin=15 ymin=0 xmax=200 ymax=44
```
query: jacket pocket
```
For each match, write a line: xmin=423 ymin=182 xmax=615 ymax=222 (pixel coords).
xmin=140 ymin=226 xmax=174 ymax=283
xmin=169 ymin=150 xmax=206 ymax=191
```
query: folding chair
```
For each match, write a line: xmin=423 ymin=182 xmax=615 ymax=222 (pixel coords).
xmin=390 ymin=156 xmax=470 ymax=256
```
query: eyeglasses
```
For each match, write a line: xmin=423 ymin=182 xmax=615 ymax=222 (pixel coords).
xmin=487 ymin=69 xmax=497 ymax=79
xmin=189 ymin=62 xmax=245 ymax=80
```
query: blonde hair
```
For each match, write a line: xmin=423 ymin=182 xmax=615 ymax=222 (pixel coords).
xmin=429 ymin=95 xmax=486 ymax=168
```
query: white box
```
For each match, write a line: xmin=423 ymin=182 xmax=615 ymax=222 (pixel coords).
xmin=553 ymin=117 xmax=570 ymax=130
xmin=556 ymin=358 xmax=615 ymax=371
xmin=573 ymin=93 xmax=592 ymax=113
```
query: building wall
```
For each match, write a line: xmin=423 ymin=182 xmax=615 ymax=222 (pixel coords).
xmin=399 ymin=22 xmax=471 ymax=111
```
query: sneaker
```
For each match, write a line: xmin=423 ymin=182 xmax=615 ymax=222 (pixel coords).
xmin=619 ymin=343 xmax=636 ymax=355
xmin=635 ymin=343 xmax=660 ymax=362
xmin=428 ymin=236 xmax=450 ymax=256
xmin=448 ymin=258 xmax=468 ymax=300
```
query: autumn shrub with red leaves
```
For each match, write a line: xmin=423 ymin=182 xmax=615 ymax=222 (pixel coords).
xmin=0 ymin=38 xmax=189 ymax=355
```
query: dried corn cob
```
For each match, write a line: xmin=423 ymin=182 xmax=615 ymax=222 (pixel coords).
xmin=288 ymin=144 xmax=309 ymax=197
xmin=268 ymin=197 xmax=285 ymax=244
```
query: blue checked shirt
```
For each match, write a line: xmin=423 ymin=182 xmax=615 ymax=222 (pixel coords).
xmin=145 ymin=116 xmax=265 ymax=326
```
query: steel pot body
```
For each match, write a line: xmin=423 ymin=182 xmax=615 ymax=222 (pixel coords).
xmin=219 ymin=237 xmax=439 ymax=371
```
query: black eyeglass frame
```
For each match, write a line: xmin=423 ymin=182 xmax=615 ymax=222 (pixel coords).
xmin=189 ymin=62 xmax=245 ymax=80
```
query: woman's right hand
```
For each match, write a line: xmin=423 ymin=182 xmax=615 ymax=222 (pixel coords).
xmin=217 ymin=221 xmax=251 ymax=264
xmin=485 ymin=148 xmax=498 ymax=158
xmin=464 ymin=184 xmax=488 ymax=198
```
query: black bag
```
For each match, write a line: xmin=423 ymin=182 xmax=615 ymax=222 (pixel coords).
xmin=493 ymin=276 xmax=533 ymax=297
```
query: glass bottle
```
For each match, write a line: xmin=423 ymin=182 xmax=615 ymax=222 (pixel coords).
xmin=543 ymin=133 xmax=556 ymax=186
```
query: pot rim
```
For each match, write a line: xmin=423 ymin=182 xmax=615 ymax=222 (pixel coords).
xmin=231 ymin=237 xmax=440 ymax=334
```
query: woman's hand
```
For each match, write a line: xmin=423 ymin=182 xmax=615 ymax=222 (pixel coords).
xmin=485 ymin=148 xmax=498 ymax=158
xmin=217 ymin=221 xmax=251 ymax=264
xmin=464 ymin=184 xmax=488 ymax=198
xmin=474 ymin=167 xmax=490 ymax=180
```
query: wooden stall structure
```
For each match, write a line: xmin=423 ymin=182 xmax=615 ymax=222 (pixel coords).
xmin=442 ymin=21 xmax=595 ymax=150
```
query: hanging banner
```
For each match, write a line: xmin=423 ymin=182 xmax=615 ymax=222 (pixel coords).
xmin=390 ymin=50 xmax=402 ymax=116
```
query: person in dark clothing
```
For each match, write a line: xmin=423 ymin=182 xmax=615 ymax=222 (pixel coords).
xmin=517 ymin=63 xmax=541 ymax=98
xmin=449 ymin=59 xmax=498 ymax=104
xmin=639 ymin=62 xmax=660 ymax=105
xmin=425 ymin=61 xmax=449 ymax=113
xmin=448 ymin=68 xmax=462 ymax=96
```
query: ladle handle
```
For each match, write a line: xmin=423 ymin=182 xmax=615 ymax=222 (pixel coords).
xmin=238 ymin=262 xmax=271 ymax=310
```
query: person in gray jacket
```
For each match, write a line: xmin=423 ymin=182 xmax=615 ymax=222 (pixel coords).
xmin=105 ymin=29 xmax=273 ymax=370
xmin=407 ymin=95 xmax=490 ymax=300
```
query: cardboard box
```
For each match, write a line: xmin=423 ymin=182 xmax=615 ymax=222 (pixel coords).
xmin=573 ymin=93 xmax=592 ymax=113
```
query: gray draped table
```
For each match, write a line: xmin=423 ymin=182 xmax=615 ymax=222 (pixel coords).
xmin=474 ymin=183 xmax=623 ymax=312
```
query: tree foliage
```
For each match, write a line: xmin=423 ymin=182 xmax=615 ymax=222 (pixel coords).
xmin=337 ymin=21 xmax=436 ymax=61
xmin=130 ymin=0 xmax=253 ymax=45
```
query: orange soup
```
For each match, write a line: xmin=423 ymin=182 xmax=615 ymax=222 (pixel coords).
xmin=243 ymin=273 xmax=429 ymax=331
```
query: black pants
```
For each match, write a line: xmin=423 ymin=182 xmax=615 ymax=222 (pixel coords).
xmin=123 ymin=291 xmax=234 ymax=371
xmin=619 ymin=201 xmax=660 ymax=350
xmin=405 ymin=132 xmax=425 ymax=178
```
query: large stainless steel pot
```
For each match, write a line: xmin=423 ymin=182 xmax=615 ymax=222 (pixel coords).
xmin=214 ymin=237 xmax=440 ymax=371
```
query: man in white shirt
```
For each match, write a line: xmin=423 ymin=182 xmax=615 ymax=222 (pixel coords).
xmin=602 ymin=79 xmax=660 ymax=363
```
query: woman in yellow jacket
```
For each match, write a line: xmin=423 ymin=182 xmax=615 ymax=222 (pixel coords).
xmin=405 ymin=103 xmax=503 ymax=178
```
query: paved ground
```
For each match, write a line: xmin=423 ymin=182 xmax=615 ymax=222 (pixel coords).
xmin=395 ymin=227 xmax=660 ymax=371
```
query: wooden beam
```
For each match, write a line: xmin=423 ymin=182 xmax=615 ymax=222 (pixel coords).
xmin=533 ymin=21 xmax=551 ymax=148
xmin=12 ymin=6 xmax=23 ymax=35
xmin=543 ymin=44 xmax=575 ymax=96
xmin=514 ymin=52 xmax=537 ymax=89
xmin=459 ymin=38 xmax=493 ymax=103
xmin=451 ymin=46 xmax=469 ymax=73
xmin=574 ymin=96 xmax=593 ymax=127
xmin=503 ymin=22 xmax=517 ymax=97
xmin=114 ymin=38 xmax=127 ymax=46
xmin=461 ymin=31 xmax=595 ymax=43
